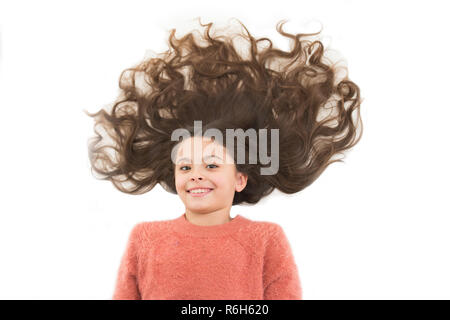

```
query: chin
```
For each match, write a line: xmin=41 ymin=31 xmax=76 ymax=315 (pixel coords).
xmin=188 ymin=207 xmax=213 ymax=214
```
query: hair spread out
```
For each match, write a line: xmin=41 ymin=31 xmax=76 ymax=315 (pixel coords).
xmin=84 ymin=18 xmax=363 ymax=205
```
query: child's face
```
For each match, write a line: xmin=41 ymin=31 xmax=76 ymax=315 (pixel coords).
xmin=174 ymin=136 xmax=247 ymax=215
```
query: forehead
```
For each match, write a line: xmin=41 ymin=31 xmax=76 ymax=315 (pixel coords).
xmin=175 ymin=136 xmax=233 ymax=164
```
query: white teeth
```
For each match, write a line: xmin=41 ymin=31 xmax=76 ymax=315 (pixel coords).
xmin=189 ymin=188 xmax=211 ymax=194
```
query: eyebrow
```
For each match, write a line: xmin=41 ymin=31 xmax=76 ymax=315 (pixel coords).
xmin=176 ymin=155 xmax=223 ymax=164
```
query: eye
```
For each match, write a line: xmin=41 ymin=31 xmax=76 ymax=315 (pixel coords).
xmin=179 ymin=164 xmax=217 ymax=171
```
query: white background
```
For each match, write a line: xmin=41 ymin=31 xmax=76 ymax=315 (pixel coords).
xmin=0 ymin=0 xmax=449 ymax=299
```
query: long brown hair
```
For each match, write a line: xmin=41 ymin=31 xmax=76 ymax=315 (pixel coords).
xmin=84 ymin=18 xmax=363 ymax=205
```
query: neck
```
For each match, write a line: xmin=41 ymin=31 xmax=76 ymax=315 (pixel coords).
xmin=185 ymin=207 xmax=232 ymax=226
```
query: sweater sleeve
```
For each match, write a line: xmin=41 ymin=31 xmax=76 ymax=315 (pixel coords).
xmin=262 ymin=224 xmax=302 ymax=300
xmin=112 ymin=223 xmax=142 ymax=300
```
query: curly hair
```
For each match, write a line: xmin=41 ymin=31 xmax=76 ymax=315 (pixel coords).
xmin=84 ymin=18 xmax=363 ymax=205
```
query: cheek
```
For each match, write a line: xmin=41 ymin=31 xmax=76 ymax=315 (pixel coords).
xmin=212 ymin=175 xmax=234 ymax=192
xmin=174 ymin=173 xmax=186 ymax=193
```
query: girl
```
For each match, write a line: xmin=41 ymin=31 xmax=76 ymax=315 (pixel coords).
xmin=85 ymin=18 xmax=363 ymax=300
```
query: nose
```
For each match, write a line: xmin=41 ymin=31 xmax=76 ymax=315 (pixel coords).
xmin=189 ymin=164 xmax=205 ymax=181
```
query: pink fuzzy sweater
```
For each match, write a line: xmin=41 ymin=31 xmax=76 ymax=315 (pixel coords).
xmin=112 ymin=213 xmax=302 ymax=300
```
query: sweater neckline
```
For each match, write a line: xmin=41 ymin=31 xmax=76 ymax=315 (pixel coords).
xmin=172 ymin=212 xmax=248 ymax=238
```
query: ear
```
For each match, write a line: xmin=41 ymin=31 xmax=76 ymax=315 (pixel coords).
xmin=235 ymin=172 xmax=248 ymax=193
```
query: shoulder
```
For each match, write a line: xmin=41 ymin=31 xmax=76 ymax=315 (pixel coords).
xmin=231 ymin=216 xmax=285 ymax=254
xmin=129 ymin=217 xmax=176 ymax=245
xmin=241 ymin=217 xmax=284 ymax=240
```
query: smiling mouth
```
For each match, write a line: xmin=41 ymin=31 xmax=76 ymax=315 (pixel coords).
xmin=187 ymin=189 xmax=213 ymax=197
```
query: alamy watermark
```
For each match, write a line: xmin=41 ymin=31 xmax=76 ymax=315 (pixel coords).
xmin=170 ymin=120 xmax=279 ymax=175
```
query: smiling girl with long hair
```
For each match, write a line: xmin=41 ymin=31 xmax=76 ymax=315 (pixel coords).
xmin=85 ymin=18 xmax=363 ymax=300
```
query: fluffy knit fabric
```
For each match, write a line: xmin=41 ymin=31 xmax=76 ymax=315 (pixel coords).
xmin=112 ymin=213 xmax=302 ymax=300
